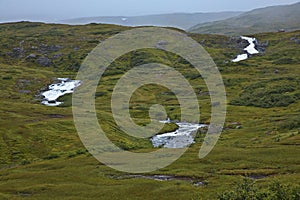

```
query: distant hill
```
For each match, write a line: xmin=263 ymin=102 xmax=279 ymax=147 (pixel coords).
xmin=61 ymin=12 xmax=242 ymax=30
xmin=189 ymin=2 xmax=300 ymax=35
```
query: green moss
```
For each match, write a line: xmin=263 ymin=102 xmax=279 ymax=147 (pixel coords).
xmin=0 ymin=22 xmax=299 ymax=199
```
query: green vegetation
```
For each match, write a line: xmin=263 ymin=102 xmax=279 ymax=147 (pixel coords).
xmin=231 ymin=77 xmax=300 ymax=108
xmin=0 ymin=22 xmax=299 ymax=199
xmin=219 ymin=179 xmax=300 ymax=200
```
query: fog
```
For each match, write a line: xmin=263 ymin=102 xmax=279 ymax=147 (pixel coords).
xmin=0 ymin=0 xmax=299 ymax=22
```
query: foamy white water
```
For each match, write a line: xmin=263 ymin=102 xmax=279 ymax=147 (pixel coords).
xmin=151 ymin=121 xmax=207 ymax=148
xmin=41 ymin=78 xmax=81 ymax=106
xmin=232 ymin=36 xmax=259 ymax=62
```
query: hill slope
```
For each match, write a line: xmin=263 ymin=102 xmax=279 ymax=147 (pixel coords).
xmin=189 ymin=2 xmax=300 ymax=35
xmin=0 ymin=22 xmax=299 ymax=199
xmin=62 ymin=12 xmax=242 ymax=30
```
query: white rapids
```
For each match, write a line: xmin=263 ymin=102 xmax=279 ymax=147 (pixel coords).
xmin=232 ymin=36 xmax=259 ymax=62
xmin=41 ymin=78 xmax=81 ymax=106
xmin=151 ymin=120 xmax=207 ymax=148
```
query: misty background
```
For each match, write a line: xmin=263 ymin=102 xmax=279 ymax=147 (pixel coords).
xmin=0 ymin=0 xmax=299 ymax=23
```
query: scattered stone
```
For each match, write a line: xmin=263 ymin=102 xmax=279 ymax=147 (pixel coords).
xmin=199 ymin=91 xmax=210 ymax=96
xmin=36 ymin=56 xmax=52 ymax=67
xmin=290 ymin=37 xmax=300 ymax=44
xmin=18 ymin=192 xmax=31 ymax=197
xmin=256 ymin=40 xmax=268 ymax=53
xmin=19 ymin=90 xmax=31 ymax=94
xmin=199 ymin=126 xmax=208 ymax=134
xmin=212 ymin=102 xmax=221 ymax=107
xmin=157 ymin=40 xmax=168 ymax=46
xmin=227 ymin=122 xmax=242 ymax=129
xmin=46 ymin=114 xmax=65 ymax=118
xmin=156 ymin=40 xmax=168 ymax=49
xmin=38 ymin=44 xmax=62 ymax=54
xmin=231 ymin=36 xmax=249 ymax=49
xmin=7 ymin=47 xmax=25 ymax=58
xmin=26 ymin=53 xmax=37 ymax=60
xmin=193 ymin=181 xmax=206 ymax=187
xmin=17 ymin=79 xmax=31 ymax=88
xmin=52 ymin=53 xmax=63 ymax=59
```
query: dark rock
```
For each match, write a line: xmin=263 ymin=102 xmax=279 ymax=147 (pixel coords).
xmin=48 ymin=100 xmax=57 ymax=104
xmin=236 ymin=125 xmax=242 ymax=129
xmin=36 ymin=56 xmax=52 ymax=67
xmin=193 ymin=181 xmax=206 ymax=187
xmin=157 ymin=40 xmax=168 ymax=46
xmin=17 ymin=79 xmax=31 ymax=87
xmin=199 ymin=126 xmax=208 ymax=134
xmin=227 ymin=122 xmax=242 ymax=129
xmin=26 ymin=54 xmax=37 ymax=59
xmin=199 ymin=91 xmax=210 ymax=96
xmin=290 ymin=37 xmax=300 ymax=44
xmin=52 ymin=53 xmax=63 ymax=59
xmin=156 ymin=40 xmax=168 ymax=50
xmin=46 ymin=114 xmax=65 ymax=118
xmin=7 ymin=47 xmax=25 ymax=58
xmin=38 ymin=44 xmax=62 ymax=54
xmin=255 ymin=40 xmax=268 ymax=53
xmin=212 ymin=102 xmax=221 ymax=107
xmin=19 ymin=90 xmax=31 ymax=94
xmin=230 ymin=36 xmax=249 ymax=49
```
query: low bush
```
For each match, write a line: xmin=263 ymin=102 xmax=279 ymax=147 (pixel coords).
xmin=231 ymin=78 xmax=300 ymax=108
xmin=219 ymin=179 xmax=300 ymax=200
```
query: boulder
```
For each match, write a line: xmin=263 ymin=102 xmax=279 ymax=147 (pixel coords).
xmin=26 ymin=54 xmax=37 ymax=59
xmin=7 ymin=47 xmax=25 ymax=58
xmin=36 ymin=56 xmax=52 ymax=67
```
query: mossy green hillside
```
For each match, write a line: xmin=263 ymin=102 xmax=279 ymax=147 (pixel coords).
xmin=0 ymin=22 xmax=299 ymax=199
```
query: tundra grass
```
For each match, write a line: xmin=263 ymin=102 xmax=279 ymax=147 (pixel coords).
xmin=0 ymin=22 xmax=299 ymax=199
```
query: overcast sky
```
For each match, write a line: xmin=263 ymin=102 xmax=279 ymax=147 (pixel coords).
xmin=0 ymin=0 xmax=299 ymax=22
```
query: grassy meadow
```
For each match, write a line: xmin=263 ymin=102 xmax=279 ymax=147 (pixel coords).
xmin=0 ymin=22 xmax=299 ymax=199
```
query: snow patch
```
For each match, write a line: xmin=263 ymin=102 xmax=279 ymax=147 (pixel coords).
xmin=41 ymin=78 xmax=81 ymax=106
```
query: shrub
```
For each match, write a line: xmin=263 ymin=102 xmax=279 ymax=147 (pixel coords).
xmin=273 ymin=58 xmax=297 ymax=65
xmin=218 ymin=179 xmax=300 ymax=200
xmin=231 ymin=78 xmax=300 ymax=108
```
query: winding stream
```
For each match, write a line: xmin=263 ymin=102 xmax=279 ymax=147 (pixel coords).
xmin=41 ymin=78 xmax=81 ymax=106
xmin=151 ymin=120 xmax=206 ymax=148
xmin=232 ymin=36 xmax=259 ymax=62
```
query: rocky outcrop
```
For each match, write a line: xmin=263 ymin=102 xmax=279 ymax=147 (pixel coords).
xmin=7 ymin=47 xmax=25 ymax=58
xmin=255 ymin=40 xmax=268 ymax=53
xmin=36 ymin=56 xmax=52 ymax=67
xmin=38 ymin=44 xmax=62 ymax=54
xmin=290 ymin=37 xmax=300 ymax=44
xmin=26 ymin=54 xmax=37 ymax=60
